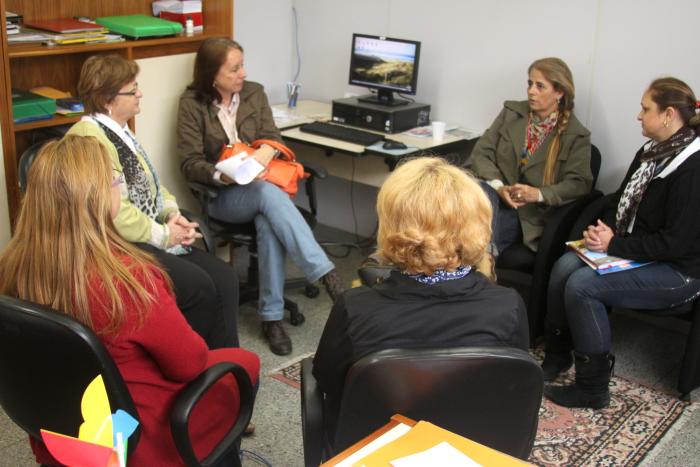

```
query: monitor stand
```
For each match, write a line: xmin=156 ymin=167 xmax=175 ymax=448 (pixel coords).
xmin=357 ymin=89 xmax=410 ymax=107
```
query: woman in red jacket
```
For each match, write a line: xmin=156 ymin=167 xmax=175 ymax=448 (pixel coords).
xmin=0 ymin=135 xmax=259 ymax=466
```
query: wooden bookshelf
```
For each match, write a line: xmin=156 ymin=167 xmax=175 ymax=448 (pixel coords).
xmin=0 ymin=0 xmax=234 ymax=225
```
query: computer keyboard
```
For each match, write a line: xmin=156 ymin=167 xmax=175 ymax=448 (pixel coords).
xmin=299 ymin=121 xmax=383 ymax=146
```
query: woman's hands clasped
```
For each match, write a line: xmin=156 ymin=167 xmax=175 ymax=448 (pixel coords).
xmin=166 ymin=212 xmax=202 ymax=248
xmin=583 ymin=219 xmax=614 ymax=252
xmin=498 ymin=183 xmax=542 ymax=209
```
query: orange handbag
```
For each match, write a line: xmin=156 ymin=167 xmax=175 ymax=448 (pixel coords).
xmin=218 ymin=139 xmax=309 ymax=197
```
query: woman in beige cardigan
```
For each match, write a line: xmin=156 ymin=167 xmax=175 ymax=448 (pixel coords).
xmin=469 ymin=57 xmax=592 ymax=255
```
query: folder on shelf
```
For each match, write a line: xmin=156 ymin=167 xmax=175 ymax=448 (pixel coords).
xmin=96 ymin=14 xmax=182 ymax=39
xmin=24 ymin=18 xmax=105 ymax=34
xmin=11 ymin=89 xmax=56 ymax=124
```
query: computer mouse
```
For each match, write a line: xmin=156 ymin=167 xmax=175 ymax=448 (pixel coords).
xmin=382 ymin=140 xmax=407 ymax=150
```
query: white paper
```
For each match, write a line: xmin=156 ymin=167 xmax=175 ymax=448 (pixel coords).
xmin=215 ymin=152 xmax=265 ymax=185
xmin=390 ymin=441 xmax=482 ymax=467
xmin=334 ymin=423 xmax=412 ymax=467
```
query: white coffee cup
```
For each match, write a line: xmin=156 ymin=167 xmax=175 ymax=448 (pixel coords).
xmin=432 ymin=121 xmax=446 ymax=141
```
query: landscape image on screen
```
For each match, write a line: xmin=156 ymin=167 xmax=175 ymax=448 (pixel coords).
xmin=350 ymin=37 xmax=416 ymax=91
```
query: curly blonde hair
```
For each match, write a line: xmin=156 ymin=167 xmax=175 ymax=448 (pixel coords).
xmin=376 ymin=157 xmax=492 ymax=275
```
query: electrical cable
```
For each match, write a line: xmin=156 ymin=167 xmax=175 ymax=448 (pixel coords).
xmin=240 ymin=449 xmax=273 ymax=467
xmin=291 ymin=6 xmax=301 ymax=82
xmin=319 ymin=157 xmax=378 ymax=258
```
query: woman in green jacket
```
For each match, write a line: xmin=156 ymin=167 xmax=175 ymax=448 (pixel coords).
xmin=469 ymin=57 xmax=593 ymax=255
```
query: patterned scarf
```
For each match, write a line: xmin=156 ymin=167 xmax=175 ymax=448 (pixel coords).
xmin=522 ymin=110 xmax=558 ymax=165
xmin=96 ymin=120 xmax=164 ymax=220
xmin=404 ymin=265 xmax=472 ymax=285
xmin=615 ymin=126 xmax=697 ymax=235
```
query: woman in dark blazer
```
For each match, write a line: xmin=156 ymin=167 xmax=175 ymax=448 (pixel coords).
xmin=176 ymin=38 xmax=344 ymax=356
xmin=470 ymin=57 xmax=592 ymax=255
xmin=313 ymin=157 xmax=529 ymax=439
xmin=542 ymin=77 xmax=700 ymax=409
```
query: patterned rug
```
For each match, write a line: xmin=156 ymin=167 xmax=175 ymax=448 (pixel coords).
xmin=268 ymin=352 xmax=697 ymax=466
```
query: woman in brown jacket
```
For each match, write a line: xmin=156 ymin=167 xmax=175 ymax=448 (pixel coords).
xmin=177 ymin=38 xmax=343 ymax=356
xmin=469 ymin=57 xmax=593 ymax=255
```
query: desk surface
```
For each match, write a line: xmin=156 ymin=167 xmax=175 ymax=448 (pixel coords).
xmin=272 ymin=100 xmax=474 ymax=158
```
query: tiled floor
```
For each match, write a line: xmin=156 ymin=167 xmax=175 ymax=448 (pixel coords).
xmin=1 ymin=240 xmax=699 ymax=466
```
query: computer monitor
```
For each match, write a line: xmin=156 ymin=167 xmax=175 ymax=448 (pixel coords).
xmin=348 ymin=33 xmax=421 ymax=107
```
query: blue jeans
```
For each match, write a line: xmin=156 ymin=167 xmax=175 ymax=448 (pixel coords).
xmin=210 ymin=180 xmax=334 ymax=321
xmin=547 ymin=251 xmax=700 ymax=354
xmin=479 ymin=181 xmax=522 ymax=255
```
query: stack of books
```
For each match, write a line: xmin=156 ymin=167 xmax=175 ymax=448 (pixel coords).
xmin=566 ymin=239 xmax=652 ymax=275
xmin=23 ymin=18 xmax=110 ymax=45
xmin=29 ymin=86 xmax=84 ymax=117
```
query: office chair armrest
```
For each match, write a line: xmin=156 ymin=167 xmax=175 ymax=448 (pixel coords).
xmin=171 ymin=362 xmax=255 ymax=467
xmin=188 ymin=181 xmax=221 ymax=201
xmin=299 ymin=159 xmax=328 ymax=179
xmin=301 ymin=357 xmax=325 ymax=467
xmin=179 ymin=208 xmax=216 ymax=253
xmin=567 ymin=193 xmax=616 ymax=241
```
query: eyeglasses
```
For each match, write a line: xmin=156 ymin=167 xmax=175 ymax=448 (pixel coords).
xmin=111 ymin=172 xmax=125 ymax=187
xmin=116 ymin=86 xmax=139 ymax=97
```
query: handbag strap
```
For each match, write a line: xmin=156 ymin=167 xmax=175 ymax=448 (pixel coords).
xmin=251 ymin=139 xmax=296 ymax=161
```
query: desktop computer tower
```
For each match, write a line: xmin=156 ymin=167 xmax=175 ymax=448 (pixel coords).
xmin=331 ymin=97 xmax=431 ymax=134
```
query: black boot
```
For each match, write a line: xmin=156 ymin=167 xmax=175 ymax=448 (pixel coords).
xmin=541 ymin=326 xmax=573 ymax=382
xmin=544 ymin=352 xmax=615 ymax=409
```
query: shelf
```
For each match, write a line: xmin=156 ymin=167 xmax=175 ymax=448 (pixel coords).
xmin=8 ymin=30 xmax=210 ymax=58
xmin=13 ymin=114 xmax=81 ymax=132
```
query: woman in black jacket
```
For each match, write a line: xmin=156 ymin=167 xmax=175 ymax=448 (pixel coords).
xmin=313 ymin=157 xmax=529 ymax=438
xmin=542 ymin=77 xmax=700 ymax=409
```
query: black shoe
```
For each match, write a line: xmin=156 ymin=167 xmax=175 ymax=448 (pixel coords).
xmin=542 ymin=326 xmax=573 ymax=381
xmin=544 ymin=352 xmax=614 ymax=409
xmin=320 ymin=269 xmax=346 ymax=303
xmin=542 ymin=351 xmax=573 ymax=382
xmin=262 ymin=321 xmax=292 ymax=355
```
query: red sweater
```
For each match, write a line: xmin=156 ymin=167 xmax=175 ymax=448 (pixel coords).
xmin=31 ymin=265 xmax=259 ymax=466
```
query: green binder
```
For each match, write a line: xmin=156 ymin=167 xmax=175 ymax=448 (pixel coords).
xmin=12 ymin=89 xmax=56 ymax=124
xmin=96 ymin=14 xmax=183 ymax=39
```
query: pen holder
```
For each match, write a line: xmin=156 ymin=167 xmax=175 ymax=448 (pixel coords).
xmin=287 ymin=81 xmax=300 ymax=108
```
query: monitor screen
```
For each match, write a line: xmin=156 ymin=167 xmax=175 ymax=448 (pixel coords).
xmin=348 ymin=33 xmax=421 ymax=105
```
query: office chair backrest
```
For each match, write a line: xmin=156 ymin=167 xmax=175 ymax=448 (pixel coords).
xmin=591 ymin=144 xmax=602 ymax=189
xmin=18 ymin=140 xmax=52 ymax=193
xmin=334 ymin=346 xmax=543 ymax=460
xmin=0 ymin=295 xmax=140 ymax=445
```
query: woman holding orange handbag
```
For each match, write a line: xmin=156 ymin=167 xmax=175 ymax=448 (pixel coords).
xmin=177 ymin=37 xmax=344 ymax=356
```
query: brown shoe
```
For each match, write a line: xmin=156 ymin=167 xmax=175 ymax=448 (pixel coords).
xmin=262 ymin=320 xmax=292 ymax=355
xmin=320 ymin=269 xmax=346 ymax=302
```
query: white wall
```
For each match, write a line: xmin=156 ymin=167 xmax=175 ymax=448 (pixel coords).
xmin=236 ymin=0 xmax=700 ymax=193
xmin=136 ymin=53 xmax=198 ymax=211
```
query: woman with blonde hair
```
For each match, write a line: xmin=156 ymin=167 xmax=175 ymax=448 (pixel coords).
xmin=313 ymin=157 xmax=529 ymax=440
xmin=0 ymin=135 xmax=259 ymax=465
xmin=469 ymin=57 xmax=592 ymax=256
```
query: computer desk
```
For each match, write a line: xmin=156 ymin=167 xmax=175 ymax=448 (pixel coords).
xmin=272 ymin=100 xmax=477 ymax=170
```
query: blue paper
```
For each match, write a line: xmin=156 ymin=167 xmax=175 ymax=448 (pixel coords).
xmin=112 ymin=409 xmax=139 ymax=447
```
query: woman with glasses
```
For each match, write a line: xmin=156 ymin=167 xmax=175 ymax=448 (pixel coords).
xmin=67 ymin=54 xmax=239 ymax=350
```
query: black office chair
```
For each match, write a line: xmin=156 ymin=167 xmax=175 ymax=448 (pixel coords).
xmin=569 ymin=193 xmax=700 ymax=400
xmin=301 ymin=347 xmax=543 ymax=466
xmin=495 ymin=144 xmax=603 ymax=341
xmin=0 ymin=294 xmax=254 ymax=466
xmin=188 ymin=160 xmax=328 ymax=326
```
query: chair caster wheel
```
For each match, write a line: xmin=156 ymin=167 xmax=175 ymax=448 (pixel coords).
xmin=305 ymin=285 xmax=320 ymax=298
xmin=290 ymin=311 xmax=306 ymax=326
xmin=285 ymin=301 xmax=306 ymax=326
